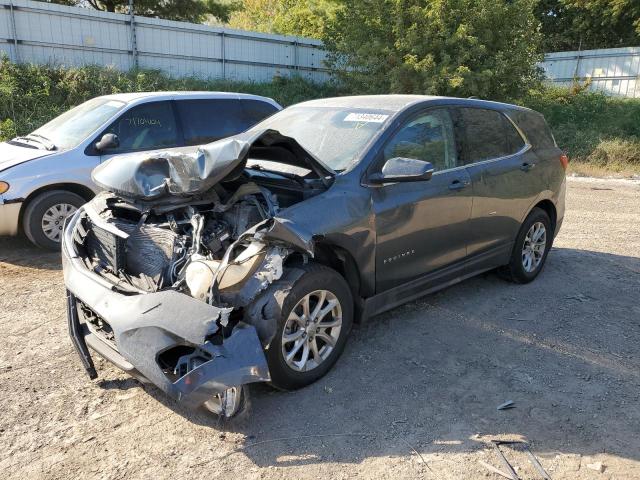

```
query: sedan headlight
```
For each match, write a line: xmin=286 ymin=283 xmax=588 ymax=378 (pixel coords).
xmin=0 ymin=181 xmax=9 ymax=194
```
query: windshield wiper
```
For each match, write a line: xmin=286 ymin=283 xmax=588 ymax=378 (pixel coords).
xmin=26 ymin=133 xmax=56 ymax=150
xmin=247 ymin=164 xmax=307 ymax=187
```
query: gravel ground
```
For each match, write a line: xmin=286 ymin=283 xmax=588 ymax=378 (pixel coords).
xmin=1 ymin=177 xmax=639 ymax=480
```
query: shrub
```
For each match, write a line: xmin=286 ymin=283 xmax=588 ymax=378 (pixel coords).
xmin=0 ymin=57 xmax=342 ymax=141
xmin=520 ymin=86 xmax=640 ymax=169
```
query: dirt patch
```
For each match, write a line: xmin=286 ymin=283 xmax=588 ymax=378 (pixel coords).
xmin=1 ymin=177 xmax=639 ymax=479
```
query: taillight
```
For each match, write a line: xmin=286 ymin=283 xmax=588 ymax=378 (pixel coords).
xmin=559 ymin=153 xmax=569 ymax=170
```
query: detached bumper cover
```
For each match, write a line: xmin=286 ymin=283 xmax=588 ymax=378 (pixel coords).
xmin=62 ymin=210 xmax=270 ymax=408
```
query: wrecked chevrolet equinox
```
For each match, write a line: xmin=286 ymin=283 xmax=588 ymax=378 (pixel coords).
xmin=63 ymin=95 xmax=566 ymax=416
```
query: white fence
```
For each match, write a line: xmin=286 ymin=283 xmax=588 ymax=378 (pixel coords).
xmin=0 ymin=0 xmax=330 ymax=82
xmin=1 ymin=0 xmax=639 ymax=96
xmin=540 ymin=46 xmax=640 ymax=98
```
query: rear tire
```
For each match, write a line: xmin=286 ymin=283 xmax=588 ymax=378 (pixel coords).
xmin=23 ymin=190 xmax=85 ymax=251
xmin=265 ymin=263 xmax=353 ymax=391
xmin=501 ymin=207 xmax=552 ymax=284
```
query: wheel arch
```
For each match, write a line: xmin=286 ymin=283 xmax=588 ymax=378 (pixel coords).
xmin=285 ymin=242 xmax=365 ymax=321
xmin=531 ymin=199 xmax=557 ymax=235
xmin=19 ymin=183 xmax=95 ymax=230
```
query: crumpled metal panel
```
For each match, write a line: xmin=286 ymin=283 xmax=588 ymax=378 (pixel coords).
xmin=91 ymin=129 xmax=334 ymax=201
xmin=63 ymin=217 xmax=269 ymax=406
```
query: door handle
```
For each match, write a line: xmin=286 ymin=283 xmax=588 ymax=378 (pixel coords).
xmin=448 ymin=179 xmax=469 ymax=190
xmin=520 ymin=162 xmax=536 ymax=172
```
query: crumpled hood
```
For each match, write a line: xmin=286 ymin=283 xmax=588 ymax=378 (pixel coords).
xmin=0 ymin=141 xmax=55 ymax=172
xmin=91 ymin=129 xmax=335 ymax=201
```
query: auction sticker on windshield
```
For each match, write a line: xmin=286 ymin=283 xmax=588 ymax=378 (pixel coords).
xmin=344 ymin=113 xmax=389 ymax=123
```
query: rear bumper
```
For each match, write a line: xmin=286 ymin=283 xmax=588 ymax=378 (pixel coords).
xmin=0 ymin=199 xmax=21 ymax=236
xmin=62 ymin=209 xmax=270 ymax=408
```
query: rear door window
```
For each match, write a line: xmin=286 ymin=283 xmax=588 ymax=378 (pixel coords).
xmin=458 ymin=108 xmax=525 ymax=164
xmin=176 ymin=99 xmax=249 ymax=146
xmin=103 ymin=101 xmax=179 ymax=153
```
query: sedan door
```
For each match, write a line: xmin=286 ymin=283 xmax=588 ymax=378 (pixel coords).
xmin=370 ymin=108 xmax=473 ymax=293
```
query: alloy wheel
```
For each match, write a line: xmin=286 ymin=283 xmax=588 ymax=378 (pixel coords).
xmin=281 ymin=290 xmax=342 ymax=372
xmin=521 ymin=221 xmax=547 ymax=273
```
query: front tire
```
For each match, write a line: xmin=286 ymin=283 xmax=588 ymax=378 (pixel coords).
xmin=23 ymin=190 xmax=85 ymax=250
xmin=502 ymin=207 xmax=553 ymax=284
xmin=266 ymin=264 xmax=353 ymax=391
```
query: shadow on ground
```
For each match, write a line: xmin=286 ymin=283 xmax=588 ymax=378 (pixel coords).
xmin=102 ymin=247 xmax=640 ymax=472
xmin=0 ymin=236 xmax=61 ymax=270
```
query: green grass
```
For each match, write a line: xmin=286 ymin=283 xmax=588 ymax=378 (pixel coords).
xmin=1 ymin=58 xmax=639 ymax=176
xmin=520 ymin=86 xmax=640 ymax=176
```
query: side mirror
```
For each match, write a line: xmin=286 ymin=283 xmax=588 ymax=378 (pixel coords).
xmin=95 ymin=133 xmax=119 ymax=151
xmin=369 ymin=157 xmax=434 ymax=184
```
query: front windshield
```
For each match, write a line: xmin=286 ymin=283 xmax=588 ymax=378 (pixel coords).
xmin=249 ymin=106 xmax=393 ymax=170
xmin=31 ymin=97 xmax=126 ymax=150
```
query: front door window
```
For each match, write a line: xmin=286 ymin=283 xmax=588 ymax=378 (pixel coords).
xmin=383 ymin=109 xmax=458 ymax=172
xmin=102 ymin=101 xmax=179 ymax=153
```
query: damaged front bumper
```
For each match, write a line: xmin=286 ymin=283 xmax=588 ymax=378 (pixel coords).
xmin=62 ymin=210 xmax=270 ymax=409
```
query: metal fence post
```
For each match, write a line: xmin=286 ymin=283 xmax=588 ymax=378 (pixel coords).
xmin=293 ymin=39 xmax=298 ymax=76
xmin=221 ymin=30 xmax=226 ymax=79
xmin=128 ymin=0 xmax=138 ymax=69
xmin=8 ymin=0 xmax=19 ymax=63
xmin=573 ymin=39 xmax=582 ymax=83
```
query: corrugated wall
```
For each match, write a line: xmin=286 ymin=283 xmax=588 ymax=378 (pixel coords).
xmin=541 ymin=47 xmax=640 ymax=98
xmin=2 ymin=0 xmax=638 ymax=95
xmin=0 ymin=0 xmax=330 ymax=83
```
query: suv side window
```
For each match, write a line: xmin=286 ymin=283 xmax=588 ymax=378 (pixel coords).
xmin=382 ymin=108 xmax=458 ymax=172
xmin=176 ymin=99 xmax=247 ymax=146
xmin=102 ymin=101 xmax=179 ymax=153
xmin=458 ymin=108 xmax=525 ymax=164
xmin=242 ymin=100 xmax=278 ymax=124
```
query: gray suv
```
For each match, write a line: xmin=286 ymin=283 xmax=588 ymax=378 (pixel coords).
xmin=63 ymin=95 xmax=566 ymax=417
xmin=0 ymin=92 xmax=280 ymax=249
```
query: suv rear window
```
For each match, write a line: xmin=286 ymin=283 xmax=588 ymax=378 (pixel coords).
xmin=458 ymin=108 xmax=526 ymax=163
xmin=510 ymin=110 xmax=557 ymax=149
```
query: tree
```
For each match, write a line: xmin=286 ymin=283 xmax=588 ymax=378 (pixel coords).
xmin=537 ymin=0 xmax=639 ymax=51
xmin=228 ymin=0 xmax=336 ymax=38
xmin=325 ymin=0 xmax=543 ymax=100
xmin=38 ymin=0 xmax=236 ymax=23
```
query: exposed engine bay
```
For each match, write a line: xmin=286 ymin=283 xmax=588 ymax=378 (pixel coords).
xmin=63 ymin=129 xmax=334 ymax=416
xmin=73 ymin=129 xmax=332 ymax=303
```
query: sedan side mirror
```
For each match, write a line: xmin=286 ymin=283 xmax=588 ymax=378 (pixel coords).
xmin=95 ymin=133 xmax=119 ymax=152
xmin=369 ymin=157 xmax=434 ymax=184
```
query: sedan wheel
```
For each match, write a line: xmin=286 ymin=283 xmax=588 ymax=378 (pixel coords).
xmin=41 ymin=203 xmax=78 ymax=243
xmin=281 ymin=290 xmax=343 ymax=373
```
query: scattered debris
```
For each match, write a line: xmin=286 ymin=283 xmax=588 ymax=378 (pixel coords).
xmin=586 ymin=461 xmax=606 ymax=473
xmin=483 ymin=440 xmax=552 ymax=480
xmin=479 ymin=460 xmax=513 ymax=479
xmin=497 ymin=400 xmax=515 ymax=410
xmin=565 ymin=293 xmax=591 ymax=302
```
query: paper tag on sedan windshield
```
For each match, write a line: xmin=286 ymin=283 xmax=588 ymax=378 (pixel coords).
xmin=344 ymin=113 xmax=389 ymax=123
